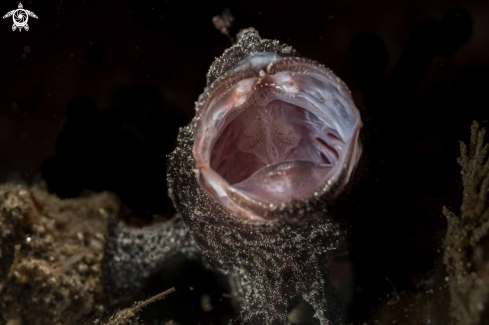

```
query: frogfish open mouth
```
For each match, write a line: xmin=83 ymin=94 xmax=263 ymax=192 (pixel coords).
xmin=193 ymin=34 xmax=362 ymax=222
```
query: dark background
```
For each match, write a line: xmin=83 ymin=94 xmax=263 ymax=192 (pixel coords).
xmin=1 ymin=0 xmax=488 ymax=323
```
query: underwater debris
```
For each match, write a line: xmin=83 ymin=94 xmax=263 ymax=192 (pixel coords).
xmin=0 ymin=244 xmax=20 ymax=295
xmin=94 ymin=287 xmax=175 ymax=325
xmin=370 ymin=267 xmax=451 ymax=325
xmin=212 ymin=8 xmax=235 ymax=42
xmin=51 ymin=248 xmax=88 ymax=273
xmin=443 ymin=120 xmax=489 ymax=325
xmin=0 ymin=183 xmax=119 ymax=325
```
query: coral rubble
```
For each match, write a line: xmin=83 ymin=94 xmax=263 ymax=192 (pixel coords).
xmin=0 ymin=184 xmax=118 ymax=325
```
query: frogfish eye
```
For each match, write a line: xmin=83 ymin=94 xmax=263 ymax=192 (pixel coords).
xmin=193 ymin=53 xmax=362 ymax=222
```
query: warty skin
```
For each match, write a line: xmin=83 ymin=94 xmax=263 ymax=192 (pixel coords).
xmin=105 ymin=28 xmax=363 ymax=325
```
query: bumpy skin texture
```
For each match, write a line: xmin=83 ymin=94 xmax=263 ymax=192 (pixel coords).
xmin=104 ymin=216 xmax=197 ymax=296
xmin=105 ymin=28 xmax=354 ymax=324
xmin=168 ymin=126 xmax=349 ymax=324
xmin=206 ymin=27 xmax=299 ymax=85
xmin=168 ymin=28 xmax=353 ymax=324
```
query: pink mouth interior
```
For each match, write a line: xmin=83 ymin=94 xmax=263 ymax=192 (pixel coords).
xmin=209 ymin=94 xmax=345 ymax=203
xmin=194 ymin=55 xmax=361 ymax=213
xmin=211 ymin=101 xmax=342 ymax=183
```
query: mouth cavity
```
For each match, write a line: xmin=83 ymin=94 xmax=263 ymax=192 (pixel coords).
xmin=193 ymin=54 xmax=362 ymax=221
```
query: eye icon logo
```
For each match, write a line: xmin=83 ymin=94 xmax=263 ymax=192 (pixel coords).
xmin=3 ymin=3 xmax=38 ymax=32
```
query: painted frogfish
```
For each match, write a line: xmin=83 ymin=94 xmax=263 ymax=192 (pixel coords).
xmin=104 ymin=28 xmax=363 ymax=325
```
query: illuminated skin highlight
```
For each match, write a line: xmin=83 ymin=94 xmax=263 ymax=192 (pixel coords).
xmin=104 ymin=28 xmax=363 ymax=325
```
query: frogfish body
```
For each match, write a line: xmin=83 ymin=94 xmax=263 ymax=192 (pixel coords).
xmin=104 ymin=27 xmax=362 ymax=325
xmin=167 ymin=28 xmax=362 ymax=324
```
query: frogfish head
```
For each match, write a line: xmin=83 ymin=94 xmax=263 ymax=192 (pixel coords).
xmin=190 ymin=29 xmax=362 ymax=223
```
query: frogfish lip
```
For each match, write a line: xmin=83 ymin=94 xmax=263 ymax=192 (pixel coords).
xmin=193 ymin=53 xmax=362 ymax=222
